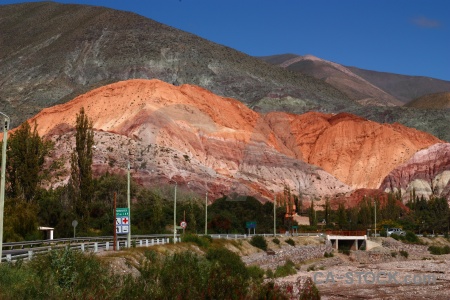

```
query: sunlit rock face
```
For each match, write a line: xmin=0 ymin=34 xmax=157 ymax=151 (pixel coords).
xmin=379 ymin=143 xmax=450 ymax=202
xmin=28 ymin=79 xmax=351 ymax=201
xmin=263 ymin=112 xmax=441 ymax=190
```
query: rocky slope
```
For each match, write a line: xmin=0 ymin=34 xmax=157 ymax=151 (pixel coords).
xmin=380 ymin=143 xmax=450 ymax=201
xmin=263 ymin=112 xmax=441 ymax=189
xmin=260 ymin=54 xmax=450 ymax=142
xmin=0 ymin=2 xmax=350 ymax=128
xmin=24 ymin=79 xmax=443 ymax=201
xmin=261 ymin=54 xmax=402 ymax=106
xmin=405 ymin=92 xmax=450 ymax=109
xmin=2 ymin=2 xmax=450 ymax=144
xmin=30 ymin=79 xmax=352 ymax=201
xmin=262 ymin=54 xmax=450 ymax=105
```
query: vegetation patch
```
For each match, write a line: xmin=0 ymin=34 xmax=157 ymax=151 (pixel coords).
xmin=250 ymin=235 xmax=268 ymax=251
xmin=285 ymin=238 xmax=296 ymax=246
xmin=428 ymin=245 xmax=450 ymax=255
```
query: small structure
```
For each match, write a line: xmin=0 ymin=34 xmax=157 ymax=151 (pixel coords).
xmin=326 ymin=234 xmax=367 ymax=251
xmin=38 ymin=226 xmax=54 ymax=240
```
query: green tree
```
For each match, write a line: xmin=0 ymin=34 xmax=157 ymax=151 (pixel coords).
xmin=68 ymin=107 xmax=94 ymax=228
xmin=309 ymin=200 xmax=317 ymax=227
xmin=337 ymin=203 xmax=347 ymax=229
xmin=6 ymin=121 xmax=52 ymax=202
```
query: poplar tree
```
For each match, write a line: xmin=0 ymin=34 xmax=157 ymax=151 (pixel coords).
xmin=68 ymin=107 xmax=94 ymax=223
xmin=6 ymin=121 xmax=51 ymax=202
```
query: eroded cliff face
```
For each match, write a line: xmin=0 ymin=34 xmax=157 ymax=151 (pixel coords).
xmin=264 ymin=112 xmax=441 ymax=189
xmin=379 ymin=143 xmax=450 ymax=201
xmin=25 ymin=79 xmax=443 ymax=201
xmin=30 ymin=79 xmax=351 ymax=201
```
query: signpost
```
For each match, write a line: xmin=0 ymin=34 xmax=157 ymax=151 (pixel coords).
xmin=246 ymin=221 xmax=256 ymax=235
xmin=72 ymin=220 xmax=78 ymax=238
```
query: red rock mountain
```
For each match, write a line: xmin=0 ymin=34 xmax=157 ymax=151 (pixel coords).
xmin=25 ymin=79 xmax=442 ymax=201
xmin=380 ymin=143 xmax=450 ymax=201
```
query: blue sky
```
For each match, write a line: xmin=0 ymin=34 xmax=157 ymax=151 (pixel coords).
xmin=2 ymin=0 xmax=450 ymax=80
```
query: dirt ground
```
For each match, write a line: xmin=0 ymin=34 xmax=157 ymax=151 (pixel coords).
xmin=272 ymin=237 xmax=450 ymax=300
xmin=97 ymin=236 xmax=450 ymax=299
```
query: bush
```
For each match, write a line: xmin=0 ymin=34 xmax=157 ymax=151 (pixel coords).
xmin=247 ymin=265 xmax=265 ymax=282
xmin=307 ymin=264 xmax=316 ymax=272
xmin=0 ymin=248 xmax=118 ymax=299
xmin=274 ymin=260 xmax=297 ymax=277
xmin=272 ymin=238 xmax=280 ymax=245
xmin=341 ymin=249 xmax=351 ymax=256
xmin=250 ymin=235 xmax=268 ymax=251
xmin=285 ymin=238 xmax=295 ymax=246
xmin=399 ymin=250 xmax=409 ymax=258
xmin=391 ymin=252 xmax=397 ymax=257
xmin=404 ymin=231 xmax=420 ymax=244
xmin=428 ymin=245 xmax=450 ymax=255
xmin=324 ymin=252 xmax=334 ymax=258
xmin=182 ymin=233 xmax=211 ymax=248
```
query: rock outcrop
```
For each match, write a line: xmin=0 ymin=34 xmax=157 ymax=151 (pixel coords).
xmin=29 ymin=79 xmax=351 ymax=201
xmin=264 ymin=112 xmax=441 ymax=189
xmin=22 ymin=79 xmax=443 ymax=201
xmin=379 ymin=143 xmax=450 ymax=201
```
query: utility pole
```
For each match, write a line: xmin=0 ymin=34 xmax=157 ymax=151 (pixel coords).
xmin=113 ymin=192 xmax=117 ymax=251
xmin=205 ymin=192 xmax=208 ymax=235
xmin=0 ymin=113 xmax=9 ymax=263
xmin=374 ymin=200 xmax=377 ymax=238
xmin=273 ymin=195 xmax=276 ymax=237
xmin=173 ymin=181 xmax=177 ymax=243
xmin=127 ymin=162 xmax=131 ymax=248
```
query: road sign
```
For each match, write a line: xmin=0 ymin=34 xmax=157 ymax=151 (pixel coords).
xmin=116 ymin=208 xmax=129 ymax=217
xmin=116 ymin=208 xmax=130 ymax=235
xmin=180 ymin=221 xmax=187 ymax=229
xmin=246 ymin=221 xmax=256 ymax=229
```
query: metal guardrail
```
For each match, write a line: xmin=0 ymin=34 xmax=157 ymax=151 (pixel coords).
xmin=1 ymin=232 xmax=325 ymax=262
xmin=1 ymin=235 xmax=175 ymax=263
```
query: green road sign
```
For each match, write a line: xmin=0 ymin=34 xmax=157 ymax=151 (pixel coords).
xmin=116 ymin=208 xmax=129 ymax=217
xmin=246 ymin=221 xmax=256 ymax=229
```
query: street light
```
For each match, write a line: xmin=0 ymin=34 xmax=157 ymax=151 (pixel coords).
xmin=374 ymin=200 xmax=377 ymax=238
xmin=0 ymin=112 xmax=10 ymax=263
xmin=172 ymin=181 xmax=177 ymax=243
xmin=205 ymin=191 xmax=208 ymax=235
xmin=127 ymin=161 xmax=131 ymax=248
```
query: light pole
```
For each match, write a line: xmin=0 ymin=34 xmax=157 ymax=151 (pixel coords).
xmin=127 ymin=161 xmax=131 ymax=248
xmin=273 ymin=195 xmax=276 ymax=237
xmin=0 ymin=112 xmax=9 ymax=263
xmin=374 ymin=200 xmax=377 ymax=238
xmin=173 ymin=181 xmax=177 ymax=243
xmin=205 ymin=191 xmax=208 ymax=235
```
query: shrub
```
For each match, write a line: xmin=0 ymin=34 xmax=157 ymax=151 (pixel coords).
xmin=286 ymin=238 xmax=296 ymax=246
xmin=274 ymin=260 xmax=297 ymax=277
xmin=182 ymin=233 xmax=211 ymax=248
xmin=247 ymin=265 xmax=265 ymax=282
xmin=428 ymin=245 xmax=450 ymax=255
xmin=324 ymin=252 xmax=334 ymax=258
xmin=0 ymin=248 xmax=118 ymax=299
xmin=272 ymin=238 xmax=280 ymax=245
xmin=404 ymin=231 xmax=420 ymax=244
xmin=399 ymin=250 xmax=409 ymax=258
xmin=250 ymin=235 xmax=268 ymax=251
xmin=307 ymin=264 xmax=316 ymax=272
xmin=341 ymin=249 xmax=351 ymax=256
xmin=391 ymin=252 xmax=397 ymax=257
